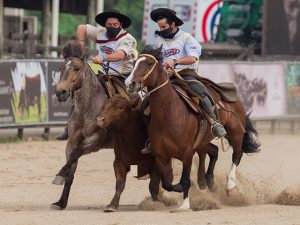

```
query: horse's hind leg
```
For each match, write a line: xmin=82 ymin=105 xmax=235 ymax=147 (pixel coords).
xmin=205 ymin=143 xmax=218 ymax=192
xmin=225 ymin=131 xmax=243 ymax=195
xmin=51 ymin=161 xmax=78 ymax=210
xmin=104 ymin=159 xmax=129 ymax=212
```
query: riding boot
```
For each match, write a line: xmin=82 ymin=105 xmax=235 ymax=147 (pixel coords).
xmin=200 ymin=96 xmax=227 ymax=138
xmin=56 ymin=104 xmax=74 ymax=140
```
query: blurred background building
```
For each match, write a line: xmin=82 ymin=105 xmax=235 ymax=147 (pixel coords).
xmin=0 ymin=0 xmax=299 ymax=59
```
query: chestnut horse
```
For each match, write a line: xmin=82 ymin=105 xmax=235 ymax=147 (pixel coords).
xmin=125 ymin=46 xmax=260 ymax=211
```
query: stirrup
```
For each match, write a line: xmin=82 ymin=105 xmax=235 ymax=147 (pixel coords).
xmin=211 ymin=121 xmax=227 ymax=139
xmin=140 ymin=139 xmax=152 ymax=154
xmin=141 ymin=146 xmax=152 ymax=154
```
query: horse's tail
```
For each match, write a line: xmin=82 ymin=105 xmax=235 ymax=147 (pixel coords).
xmin=242 ymin=113 xmax=261 ymax=154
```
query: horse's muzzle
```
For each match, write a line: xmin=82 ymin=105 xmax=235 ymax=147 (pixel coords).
xmin=55 ymin=88 xmax=70 ymax=102
xmin=126 ymin=81 xmax=140 ymax=94
xmin=96 ymin=116 xmax=107 ymax=128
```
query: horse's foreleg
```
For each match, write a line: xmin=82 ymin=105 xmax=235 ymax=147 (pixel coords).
xmin=52 ymin=148 xmax=83 ymax=185
xmin=155 ymin=157 xmax=180 ymax=192
xmin=205 ymin=143 xmax=218 ymax=192
xmin=170 ymin=152 xmax=193 ymax=212
xmin=149 ymin=163 xmax=161 ymax=201
xmin=51 ymin=161 xmax=78 ymax=210
xmin=104 ymin=159 xmax=129 ymax=212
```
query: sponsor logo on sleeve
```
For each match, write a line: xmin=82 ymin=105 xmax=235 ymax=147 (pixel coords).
xmin=99 ymin=46 xmax=114 ymax=54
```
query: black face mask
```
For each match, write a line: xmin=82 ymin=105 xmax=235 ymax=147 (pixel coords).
xmin=155 ymin=27 xmax=173 ymax=38
xmin=106 ymin=27 xmax=122 ymax=38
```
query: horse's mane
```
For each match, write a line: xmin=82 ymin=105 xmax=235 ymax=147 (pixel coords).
xmin=141 ymin=45 xmax=162 ymax=61
xmin=62 ymin=39 xmax=88 ymax=60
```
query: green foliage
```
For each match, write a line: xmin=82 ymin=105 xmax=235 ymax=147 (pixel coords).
xmin=104 ymin=0 xmax=144 ymax=48
xmin=59 ymin=13 xmax=87 ymax=36
xmin=24 ymin=10 xmax=86 ymax=36
xmin=24 ymin=0 xmax=145 ymax=47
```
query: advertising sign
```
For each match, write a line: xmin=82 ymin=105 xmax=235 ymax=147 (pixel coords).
xmin=233 ymin=64 xmax=287 ymax=117
xmin=0 ymin=62 xmax=16 ymax=125
xmin=47 ymin=61 xmax=70 ymax=122
xmin=142 ymin=0 xmax=223 ymax=44
xmin=11 ymin=61 xmax=47 ymax=123
xmin=286 ymin=63 xmax=300 ymax=114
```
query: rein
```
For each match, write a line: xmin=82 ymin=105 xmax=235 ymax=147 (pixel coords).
xmin=63 ymin=57 xmax=85 ymax=100
xmin=138 ymin=54 xmax=169 ymax=95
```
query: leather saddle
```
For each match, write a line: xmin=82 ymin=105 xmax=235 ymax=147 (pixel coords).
xmin=170 ymin=74 xmax=238 ymax=114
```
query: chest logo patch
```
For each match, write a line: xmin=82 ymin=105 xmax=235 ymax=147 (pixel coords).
xmin=162 ymin=48 xmax=180 ymax=57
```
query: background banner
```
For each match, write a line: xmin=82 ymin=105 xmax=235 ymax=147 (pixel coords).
xmin=286 ymin=63 xmax=300 ymax=114
xmin=233 ymin=64 xmax=287 ymax=117
xmin=47 ymin=61 xmax=70 ymax=122
xmin=199 ymin=63 xmax=287 ymax=117
xmin=11 ymin=61 xmax=47 ymax=123
xmin=0 ymin=62 xmax=16 ymax=124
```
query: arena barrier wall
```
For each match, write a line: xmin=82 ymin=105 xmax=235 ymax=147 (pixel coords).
xmin=0 ymin=60 xmax=299 ymax=132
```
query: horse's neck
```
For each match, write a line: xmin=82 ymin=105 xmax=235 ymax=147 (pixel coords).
xmin=148 ymin=70 xmax=178 ymax=116
xmin=74 ymin=65 xmax=107 ymax=113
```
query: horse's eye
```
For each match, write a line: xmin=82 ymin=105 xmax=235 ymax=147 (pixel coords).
xmin=147 ymin=61 xmax=154 ymax=66
xmin=74 ymin=65 xmax=80 ymax=71
xmin=119 ymin=107 xmax=123 ymax=110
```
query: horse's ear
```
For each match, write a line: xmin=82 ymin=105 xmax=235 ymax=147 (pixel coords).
xmin=62 ymin=45 xmax=71 ymax=59
xmin=156 ymin=44 xmax=163 ymax=54
xmin=80 ymin=46 xmax=88 ymax=60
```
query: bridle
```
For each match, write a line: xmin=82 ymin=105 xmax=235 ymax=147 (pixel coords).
xmin=138 ymin=54 xmax=169 ymax=95
xmin=62 ymin=57 xmax=85 ymax=99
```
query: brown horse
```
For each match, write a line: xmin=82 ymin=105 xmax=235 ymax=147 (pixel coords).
xmin=52 ymin=40 xmax=161 ymax=212
xmin=97 ymin=95 xmax=161 ymax=212
xmin=125 ymin=46 xmax=260 ymax=211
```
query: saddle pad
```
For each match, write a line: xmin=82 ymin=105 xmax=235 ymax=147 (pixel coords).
xmin=173 ymin=85 xmax=201 ymax=114
xmin=87 ymin=61 xmax=104 ymax=74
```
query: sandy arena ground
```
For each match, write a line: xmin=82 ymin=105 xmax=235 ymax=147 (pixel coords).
xmin=0 ymin=134 xmax=300 ymax=225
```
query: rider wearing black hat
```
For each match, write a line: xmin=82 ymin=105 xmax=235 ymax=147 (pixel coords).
xmin=56 ymin=9 xmax=137 ymax=140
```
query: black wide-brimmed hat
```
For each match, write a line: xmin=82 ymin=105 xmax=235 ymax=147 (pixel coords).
xmin=95 ymin=9 xmax=131 ymax=28
xmin=150 ymin=8 xmax=184 ymax=26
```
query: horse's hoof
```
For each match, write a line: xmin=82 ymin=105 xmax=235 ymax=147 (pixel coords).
xmin=206 ymin=180 xmax=215 ymax=192
xmin=52 ymin=175 xmax=65 ymax=185
xmin=169 ymin=208 xmax=192 ymax=213
xmin=50 ymin=203 xmax=64 ymax=210
xmin=103 ymin=206 xmax=117 ymax=213
xmin=226 ymin=186 xmax=238 ymax=197
xmin=197 ymin=180 xmax=207 ymax=190
xmin=172 ymin=183 xmax=183 ymax=192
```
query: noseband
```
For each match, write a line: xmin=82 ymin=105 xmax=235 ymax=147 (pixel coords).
xmin=137 ymin=54 xmax=169 ymax=95
xmin=62 ymin=57 xmax=85 ymax=99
